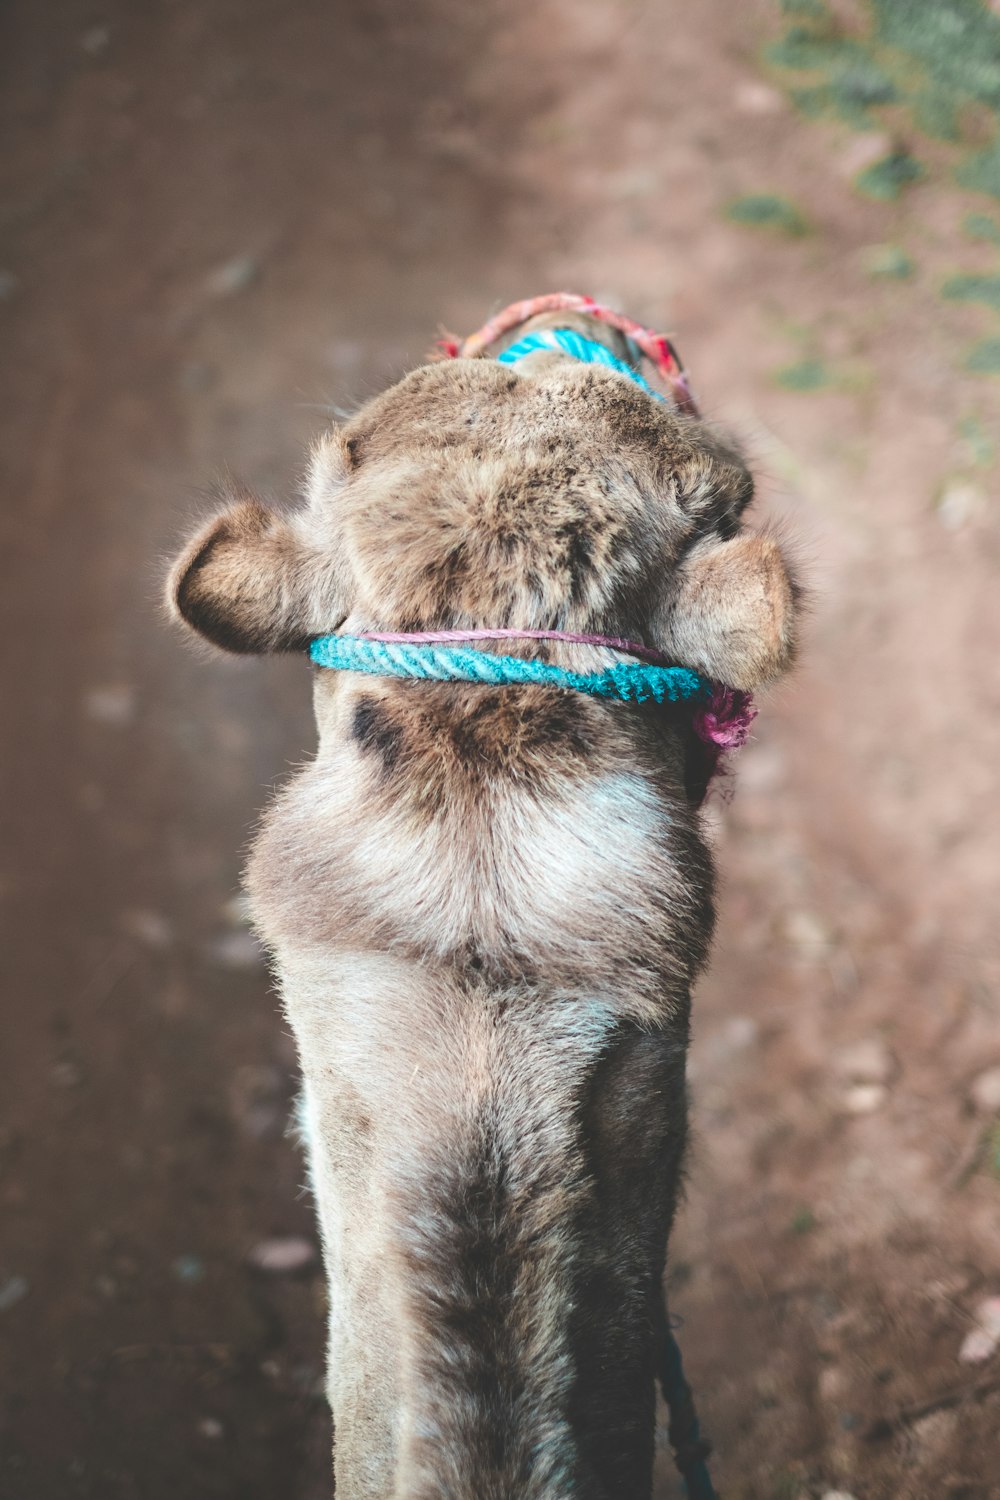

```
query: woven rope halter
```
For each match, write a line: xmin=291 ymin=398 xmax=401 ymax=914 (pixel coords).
xmin=436 ymin=290 xmax=701 ymax=417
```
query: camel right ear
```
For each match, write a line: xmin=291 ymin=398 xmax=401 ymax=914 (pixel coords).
xmin=654 ymin=531 xmax=799 ymax=690
xmin=167 ymin=490 xmax=346 ymax=653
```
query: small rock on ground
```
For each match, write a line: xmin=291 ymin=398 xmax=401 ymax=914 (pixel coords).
xmin=206 ymin=930 xmax=264 ymax=969
xmin=959 ymin=1296 xmax=1000 ymax=1364
xmin=969 ymin=1066 xmax=1000 ymax=1114
xmin=0 ymin=1276 xmax=28 ymax=1313
xmin=835 ymin=1036 xmax=894 ymax=1085
xmin=121 ymin=909 xmax=173 ymax=950
xmin=247 ymin=1237 xmax=318 ymax=1274
xmin=936 ymin=479 xmax=986 ymax=530
xmin=84 ymin=683 xmax=136 ymax=728
xmin=843 ymin=1083 xmax=887 ymax=1115
xmin=837 ymin=131 xmax=892 ymax=179
xmin=205 ymin=254 xmax=259 ymax=298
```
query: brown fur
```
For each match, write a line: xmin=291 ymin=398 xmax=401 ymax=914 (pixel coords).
xmin=167 ymin=319 xmax=799 ymax=1498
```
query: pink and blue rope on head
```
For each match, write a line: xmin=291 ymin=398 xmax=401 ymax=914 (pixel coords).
xmin=308 ymin=632 xmax=757 ymax=761
xmin=496 ymin=327 xmax=669 ymax=403
xmin=437 ymin=290 xmax=700 ymax=416
xmin=309 ymin=634 xmax=707 ymax=706
xmin=310 ymin=294 xmax=755 ymax=795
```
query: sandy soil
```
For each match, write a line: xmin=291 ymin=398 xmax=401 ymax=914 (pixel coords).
xmin=1 ymin=2 xmax=998 ymax=1497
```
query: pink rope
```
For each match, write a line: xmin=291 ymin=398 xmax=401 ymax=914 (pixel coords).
xmin=693 ymin=686 xmax=757 ymax=749
xmin=437 ymin=292 xmax=700 ymax=417
xmin=358 ymin=627 xmax=675 ymax=665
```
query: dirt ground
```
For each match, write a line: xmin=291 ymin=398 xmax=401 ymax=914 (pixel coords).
xmin=2 ymin=2 xmax=999 ymax=1497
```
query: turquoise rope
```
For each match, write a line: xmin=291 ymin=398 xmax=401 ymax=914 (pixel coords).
xmin=497 ymin=327 xmax=666 ymax=402
xmin=309 ymin=636 xmax=709 ymax=706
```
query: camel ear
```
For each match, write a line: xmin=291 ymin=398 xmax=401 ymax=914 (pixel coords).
xmin=656 ymin=532 xmax=798 ymax=690
xmin=167 ymin=489 xmax=345 ymax=653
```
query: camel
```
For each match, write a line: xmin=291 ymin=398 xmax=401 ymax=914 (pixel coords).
xmin=168 ymin=295 xmax=798 ymax=1498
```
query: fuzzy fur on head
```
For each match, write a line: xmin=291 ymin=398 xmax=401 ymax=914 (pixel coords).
xmin=168 ymin=358 xmax=797 ymax=692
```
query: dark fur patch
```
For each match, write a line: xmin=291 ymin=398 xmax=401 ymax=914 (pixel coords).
xmin=568 ymin=1027 xmax=689 ymax=1495
xmin=443 ymin=689 xmax=596 ymax=776
xmin=394 ymin=1024 xmax=691 ymax=1500
xmin=397 ymin=1120 xmax=530 ymax=1494
xmin=351 ymin=695 xmax=405 ymax=778
xmin=348 ymin=685 xmax=602 ymax=830
xmin=396 ymin=1111 xmax=594 ymax=1499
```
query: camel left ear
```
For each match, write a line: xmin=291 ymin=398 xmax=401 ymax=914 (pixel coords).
xmin=656 ymin=533 xmax=798 ymax=690
xmin=167 ymin=488 xmax=347 ymax=654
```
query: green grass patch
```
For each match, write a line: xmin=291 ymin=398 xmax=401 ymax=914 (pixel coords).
xmin=966 ymin=338 xmax=1000 ymax=374
xmin=764 ymin=2 xmax=1000 ymax=380
xmin=775 ymin=357 xmax=833 ymax=391
xmin=769 ymin=0 xmax=1000 ymax=178
xmin=725 ymin=193 xmax=809 ymax=235
xmin=768 ymin=28 xmax=899 ymax=127
xmin=964 ymin=212 xmax=1000 ymax=244
xmin=789 ymin=1205 xmax=818 ymax=1234
xmin=871 ymin=0 xmax=1000 ymax=120
xmin=781 ymin=0 xmax=831 ymax=18
xmin=861 ymin=243 xmax=916 ymax=278
xmin=856 ymin=150 xmax=925 ymax=200
xmin=957 ymin=139 xmax=1000 ymax=203
xmin=941 ymin=272 xmax=1000 ymax=309
xmin=769 ymin=1471 xmax=806 ymax=1500
xmin=959 ymin=413 xmax=996 ymax=467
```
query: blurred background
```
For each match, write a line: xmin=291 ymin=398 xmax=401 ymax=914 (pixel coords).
xmin=2 ymin=1 xmax=999 ymax=1496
